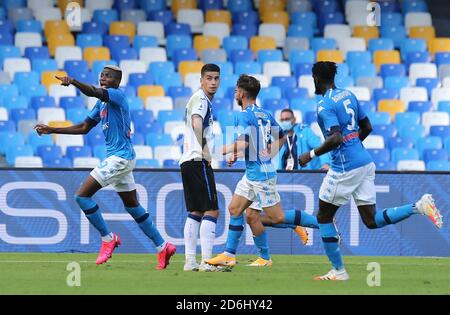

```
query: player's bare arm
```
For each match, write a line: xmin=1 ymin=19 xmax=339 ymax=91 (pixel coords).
xmin=55 ymin=75 xmax=109 ymax=102
xmin=192 ymin=114 xmax=211 ymax=159
xmin=299 ymin=126 xmax=342 ymax=167
xmin=34 ymin=118 xmax=97 ymax=136
xmin=358 ymin=117 xmax=373 ymax=142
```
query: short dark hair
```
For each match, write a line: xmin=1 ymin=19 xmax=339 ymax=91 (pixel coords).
xmin=236 ymin=74 xmax=261 ymax=100
xmin=281 ymin=108 xmax=294 ymax=117
xmin=312 ymin=61 xmax=337 ymax=84
xmin=201 ymin=63 xmax=220 ymax=77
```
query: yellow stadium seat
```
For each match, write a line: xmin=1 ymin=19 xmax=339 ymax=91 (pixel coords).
xmin=193 ymin=35 xmax=220 ymax=56
xmin=48 ymin=120 xmax=73 ymax=128
xmin=262 ymin=11 xmax=289 ymax=30
xmin=378 ymin=100 xmax=405 ymax=120
xmin=172 ymin=0 xmax=197 ymax=15
xmin=259 ymin=0 xmax=286 ymax=16
xmin=47 ymin=33 xmax=75 ymax=56
xmin=373 ymin=50 xmax=400 ymax=71
xmin=409 ymin=26 xmax=436 ymax=42
xmin=353 ymin=26 xmax=379 ymax=44
xmin=44 ymin=20 xmax=71 ymax=39
xmin=110 ymin=22 xmax=136 ymax=43
xmin=138 ymin=85 xmax=165 ymax=101
xmin=205 ymin=10 xmax=232 ymax=27
xmin=316 ymin=50 xmax=344 ymax=63
xmin=179 ymin=61 xmax=204 ymax=80
xmin=57 ymin=0 xmax=83 ymax=14
xmin=84 ymin=47 xmax=111 ymax=68
xmin=250 ymin=36 xmax=276 ymax=53
xmin=429 ymin=38 xmax=450 ymax=57
xmin=41 ymin=70 xmax=69 ymax=91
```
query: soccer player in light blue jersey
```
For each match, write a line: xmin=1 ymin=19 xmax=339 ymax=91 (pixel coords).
xmin=206 ymin=75 xmax=319 ymax=268
xmin=34 ymin=66 xmax=176 ymax=269
xmin=299 ymin=61 xmax=443 ymax=280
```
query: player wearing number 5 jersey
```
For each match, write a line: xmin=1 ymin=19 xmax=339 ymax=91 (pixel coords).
xmin=299 ymin=62 xmax=443 ymax=281
xmin=206 ymin=75 xmax=319 ymax=268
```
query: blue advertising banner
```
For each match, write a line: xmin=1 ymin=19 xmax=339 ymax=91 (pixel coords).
xmin=0 ymin=169 xmax=449 ymax=256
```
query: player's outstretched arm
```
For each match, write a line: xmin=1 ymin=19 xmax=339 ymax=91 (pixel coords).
xmin=55 ymin=75 xmax=108 ymax=102
xmin=34 ymin=119 xmax=97 ymax=136
xmin=358 ymin=117 xmax=373 ymax=141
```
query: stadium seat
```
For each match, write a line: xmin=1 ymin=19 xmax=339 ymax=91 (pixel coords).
xmin=14 ymin=156 xmax=43 ymax=168
xmin=397 ymin=160 xmax=425 ymax=171
xmin=378 ymin=100 xmax=405 ymax=120
xmin=66 ymin=146 xmax=92 ymax=161
xmin=136 ymin=158 xmax=160 ymax=168
xmin=250 ymin=36 xmax=276 ymax=53
xmin=6 ymin=144 xmax=33 ymax=166
xmin=372 ymin=124 xmax=397 ymax=142
xmin=394 ymin=112 xmax=421 ymax=131
xmin=400 ymin=87 xmax=428 ymax=109
xmin=409 ymin=101 xmax=433 ymax=114
xmin=392 ymin=148 xmax=420 ymax=165
xmin=399 ymin=124 xmax=425 ymax=142
xmin=430 ymin=125 xmax=450 ymax=140
xmin=0 ymin=131 xmax=24 ymax=154
xmin=426 ymin=160 xmax=450 ymax=171
xmin=362 ymin=135 xmax=385 ymax=149
xmin=422 ymin=112 xmax=450 ymax=133
xmin=316 ymin=50 xmax=343 ymax=63
xmin=388 ymin=137 xmax=415 ymax=150
xmin=177 ymin=9 xmax=204 ymax=34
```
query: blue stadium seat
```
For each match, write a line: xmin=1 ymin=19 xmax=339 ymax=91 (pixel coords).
xmin=287 ymin=24 xmax=314 ymax=39
xmin=235 ymin=61 xmax=261 ymax=75
xmin=380 ymin=63 xmax=406 ymax=78
xmin=3 ymin=95 xmax=27 ymax=110
xmin=133 ymin=35 xmax=158 ymax=51
xmin=74 ymin=71 xmax=97 ymax=86
xmin=423 ymin=149 xmax=448 ymax=164
xmin=6 ymin=144 xmax=33 ymax=165
xmin=372 ymin=124 xmax=397 ymax=142
xmin=66 ymin=146 xmax=92 ymax=161
xmin=0 ymin=131 xmax=24 ymax=154
xmin=166 ymin=35 xmax=192 ymax=58
xmin=408 ymin=101 xmax=432 ymax=114
xmin=368 ymin=148 xmax=390 ymax=163
xmin=131 ymin=132 xmax=145 ymax=145
xmin=258 ymin=87 xmax=282 ymax=105
xmin=21 ymin=85 xmax=46 ymax=101
xmin=82 ymin=21 xmax=109 ymax=35
xmin=368 ymin=38 xmax=394 ymax=54
xmin=375 ymin=161 xmax=396 ymax=171
xmin=0 ymin=20 xmax=13 ymax=34
xmin=157 ymin=72 xmax=183 ymax=92
xmin=416 ymin=78 xmax=439 ymax=96
xmin=163 ymin=159 xmax=179 ymax=168
xmin=445 ymin=137 xmax=450 ymax=157
xmin=64 ymin=60 xmax=90 ymax=78
xmin=400 ymin=38 xmax=427 ymax=61
xmin=212 ymin=97 xmax=232 ymax=113
xmin=44 ymin=157 xmax=72 ymax=168
xmin=24 ymin=47 xmax=49 ymax=60
xmin=318 ymin=12 xmax=344 ymax=33
xmin=222 ymin=36 xmax=247 ymax=55
xmin=32 ymin=59 xmax=58 ymax=76
xmin=291 ymin=11 xmax=317 ymax=29
xmin=115 ymin=0 xmax=138 ymax=10
xmin=166 ymin=23 xmax=191 ymax=36
xmin=157 ymin=110 xmax=184 ymax=126
xmin=311 ymin=38 xmax=336 ymax=53
xmin=67 ymin=108 xmax=89 ymax=124
xmin=294 ymin=63 xmax=313 ymax=78
xmin=335 ymin=75 xmax=354 ymax=89
xmin=394 ymin=112 xmax=420 ymax=130
xmin=215 ymin=61 xmax=233 ymax=76
xmin=131 ymin=109 xmax=154 ymax=127
xmin=231 ymin=23 xmax=257 ymax=39
xmin=136 ymin=158 xmax=160 ymax=168
xmin=129 ymin=72 xmax=154 ymax=90
xmin=359 ymin=100 xmax=376 ymax=113
xmin=200 ymin=0 xmax=223 ymax=11
xmin=289 ymin=50 xmax=314 ymax=70
xmin=147 ymin=10 xmax=173 ymax=27
xmin=406 ymin=51 xmax=431 ymax=68
xmin=93 ymin=9 xmax=119 ymax=26
xmin=391 ymin=148 xmax=419 ymax=165
xmin=271 ymin=76 xmax=297 ymax=96
xmin=139 ymin=0 xmax=165 ymax=13
xmin=27 ymin=133 xmax=52 ymax=153
xmin=417 ymin=136 xmax=443 ymax=159
xmin=14 ymin=71 xmax=39 ymax=91
xmin=173 ymin=48 xmax=198 ymax=67
xmin=217 ymin=110 xmax=238 ymax=131
xmin=111 ymin=47 xmax=138 ymax=63
xmin=30 ymin=96 xmax=56 ymax=111
xmin=92 ymin=60 xmax=118 ymax=79
xmin=168 ymin=86 xmax=191 ymax=99
xmin=0 ymin=32 xmax=13 ymax=45
xmin=435 ymin=52 xmax=450 ymax=67
xmin=10 ymin=108 xmax=36 ymax=124
xmin=346 ymin=51 xmax=371 ymax=70
xmin=146 ymin=133 xmax=173 ymax=147
xmin=37 ymin=145 xmax=63 ymax=161
xmin=127 ymin=97 xmax=144 ymax=111
xmin=426 ymin=160 xmax=450 ymax=171
xmin=263 ymin=98 xmax=289 ymax=114
xmin=373 ymin=88 xmax=400 ymax=105
xmin=384 ymin=76 xmax=409 ymax=90
xmin=257 ymin=49 xmax=283 ymax=65
xmin=438 ymin=101 xmax=450 ymax=115
xmin=0 ymin=46 xmax=20 ymax=65
xmin=402 ymin=0 xmax=428 ymax=13
xmin=285 ymin=87 xmax=309 ymax=103
xmin=16 ymin=19 xmax=42 ymax=33
xmin=381 ymin=25 xmax=407 ymax=48
xmin=351 ymin=63 xmax=377 ymax=81
xmin=381 ymin=0 xmax=399 ymax=12
xmin=367 ymin=112 xmax=391 ymax=125
xmin=430 ymin=125 xmax=450 ymax=140
xmin=381 ymin=13 xmax=403 ymax=27
xmin=228 ymin=0 xmax=253 ymax=13
xmin=3 ymin=0 xmax=26 ymax=9
xmin=388 ymin=136 xmax=415 ymax=150
xmin=60 ymin=97 xmax=85 ymax=110
xmin=232 ymin=11 xmax=259 ymax=26
xmin=230 ymin=49 xmax=254 ymax=65
xmin=399 ymin=125 xmax=425 ymax=143
xmin=76 ymin=34 xmax=103 ymax=49
xmin=133 ymin=119 xmax=158 ymax=136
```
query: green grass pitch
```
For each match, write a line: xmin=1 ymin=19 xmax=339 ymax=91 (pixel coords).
xmin=0 ymin=253 xmax=449 ymax=294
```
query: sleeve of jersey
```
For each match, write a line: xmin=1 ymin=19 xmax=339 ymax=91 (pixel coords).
xmin=87 ymin=101 xmax=101 ymax=123
xmin=106 ymin=88 xmax=127 ymax=108
xmin=190 ymin=98 xmax=208 ymax=119
xmin=319 ymin=105 xmax=340 ymax=132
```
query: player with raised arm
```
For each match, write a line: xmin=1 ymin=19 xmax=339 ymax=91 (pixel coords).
xmin=34 ymin=66 xmax=176 ymax=269
xmin=299 ymin=61 xmax=443 ymax=280
xmin=206 ymin=75 xmax=319 ymax=268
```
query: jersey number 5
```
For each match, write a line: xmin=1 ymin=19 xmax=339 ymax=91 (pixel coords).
xmin=343 ymin=99 xmax=356 ymax=131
